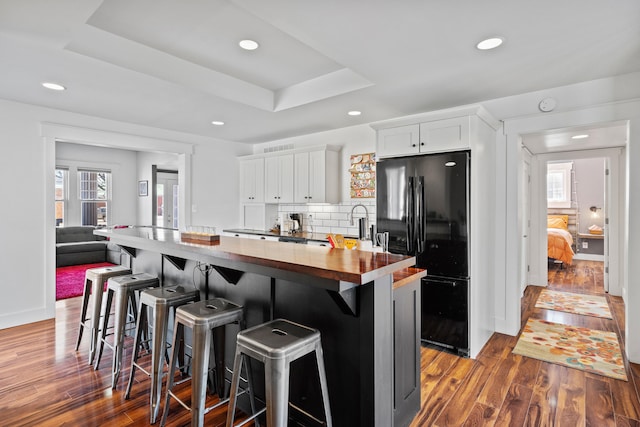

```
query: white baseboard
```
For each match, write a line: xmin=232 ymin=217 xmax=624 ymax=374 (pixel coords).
xmin=573 ymin=253 xmax=604 ymax=261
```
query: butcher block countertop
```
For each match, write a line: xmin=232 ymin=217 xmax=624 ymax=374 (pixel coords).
xmin=96 ymin=226 xmax=416 ymax=287
xmin=393 ymin=267 xmax=427 ymax=289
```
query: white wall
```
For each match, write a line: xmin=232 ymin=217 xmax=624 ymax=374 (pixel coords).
xmin=189 ymin=143 xmax=245 ymax=229
xmin=0 ymin=98 xmax=250 ymax=329
xmin=573 ymin=158 xmax=605 ymax=234
xmin=136 ymin=151 xmax=179 ymax=226
xmin=57 ymin=142 xmax=139 ymax=226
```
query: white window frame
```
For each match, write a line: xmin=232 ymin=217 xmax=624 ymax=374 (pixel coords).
xmin=55 ymin=167 xmax=68 ymax=227
xmin=78 ymin=168 xmax=111 ymax=226
xmin=547 ymin=161 xmax=573 ymax=208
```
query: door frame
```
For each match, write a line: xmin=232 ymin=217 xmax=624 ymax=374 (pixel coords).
xmin=529 ymin=148 xmax=622 ymax=294
xmin=152 ymin=166 xmax=179 ymax=227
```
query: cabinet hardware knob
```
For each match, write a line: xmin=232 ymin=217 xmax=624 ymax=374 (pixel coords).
xmin=421 ymin=142 xmax=425 ymax=146
xmin=412 ymin=144 xmax=416 ymax=147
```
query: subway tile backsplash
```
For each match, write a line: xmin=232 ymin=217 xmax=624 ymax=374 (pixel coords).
xmin=278 ymin=200 xmax=376 ymax=237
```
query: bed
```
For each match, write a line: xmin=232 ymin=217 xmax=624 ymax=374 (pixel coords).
xmin=548 ymin=214 xmax=575 ymax=266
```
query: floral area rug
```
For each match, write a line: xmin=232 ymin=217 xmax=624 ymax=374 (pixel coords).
xmin=513 ymin=318 xmax=627 ymax=381
xmin=535 ymin=289 xmax=612 ymax=319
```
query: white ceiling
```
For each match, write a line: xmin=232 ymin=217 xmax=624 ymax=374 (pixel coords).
xmin=1 ymin=0 xmax=639 ymax=144
xmin=522 ymin=122 xmax=629 ymax=154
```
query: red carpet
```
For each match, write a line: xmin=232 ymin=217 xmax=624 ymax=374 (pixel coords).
xmin=56 ymin=262 xmax=116 ymax=301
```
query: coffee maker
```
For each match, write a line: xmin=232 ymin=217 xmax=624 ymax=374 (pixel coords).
xmin=289 ymin=213 xmax=302 ymax=234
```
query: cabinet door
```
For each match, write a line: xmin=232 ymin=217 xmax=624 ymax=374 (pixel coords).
xmin=240 ymin=158 xmax=264 ymax=203
xmin=265 ymin=155 xmax=294 ymax=203
xmin=264 ymin=156 xmax=280 ymax=202
xmin=294 ymin=152 xmax=310 ymax=203
xmin=278 ymin=154 xmax=294 ymax=203
xmin=419 ymin=116 xmax=469 ymax=153
xmin=393 ymin=279 xmax=421 ymax=427
xmin=307 ymin=150 xmax=326 ymax=203
xmin=239 ymin=160 xmax=255 ymax=202
xmin=377 ymin=124 xmax=420 ymax=158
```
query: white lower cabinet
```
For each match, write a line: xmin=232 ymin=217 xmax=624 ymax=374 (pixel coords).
xmin=242 ymin=204 xmax=278 ymax=230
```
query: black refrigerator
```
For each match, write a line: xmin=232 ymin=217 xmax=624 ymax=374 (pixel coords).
xmin=376 ymin=151 xmax=470 ymax=356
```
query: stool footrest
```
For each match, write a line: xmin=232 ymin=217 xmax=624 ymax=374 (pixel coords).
xmin=234 ymin=407 xmax=266 ymax=427
xmin=289 ymin=402 xmax=326 ymax=426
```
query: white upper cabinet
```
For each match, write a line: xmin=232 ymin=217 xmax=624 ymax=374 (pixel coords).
xmin=372 ymin=107 xmax=489 ymax=158
xmin=294 ymin=152 xmax=310 ymax=203
xmin=239 ymin=158 xmax=264 ymax=203
xmin=294 ymin=149 xmax=339 ymax=204
xmin=419 ymin=116 xmax=469 ymax=154
xmin=239 ymin=145 xmax=340 ymax=205
xmin=265 ymin=154 xmax=294 ymax=203
xmin=376 ymin=124 xmax=420 ymax=157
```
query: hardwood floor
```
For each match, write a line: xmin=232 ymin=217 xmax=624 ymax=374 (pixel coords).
xmin=410 ymin=260 xmax=640 ymax=426
xmin=0 ymin=298 xmax=253 ymax=427
xmin=1 ymin=260 xmax=638 ymax=426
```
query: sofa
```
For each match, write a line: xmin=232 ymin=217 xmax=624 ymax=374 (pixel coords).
xmin=56 ymin=226 xmax=121 ymax=267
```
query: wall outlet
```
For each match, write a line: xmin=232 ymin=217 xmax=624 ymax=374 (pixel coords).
xmin=582 ymin=241 xmax=588 ymax=249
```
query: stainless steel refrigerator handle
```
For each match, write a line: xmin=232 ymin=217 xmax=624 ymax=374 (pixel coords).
xmin=417 ymin=176 xmax=426 ymax=253
xmin=407 ymin=176 xmax=415 ymax=253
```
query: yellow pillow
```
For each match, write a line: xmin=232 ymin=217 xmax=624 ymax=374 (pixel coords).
xmin=548 ymin=215 xmax=569 ymax=230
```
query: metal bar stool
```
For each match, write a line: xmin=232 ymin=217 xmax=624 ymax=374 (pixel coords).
xmin=74 ymin=265 xmax=132 ymax=365
xmin=94 ymin=273 xmax=160 ymax=388
xmin=160 ymin=298 xmax=257 ymax=427
xmin=124 ymin=285 xmax=200 ymax=424
xmin=226 ymin=319 xmax=332 ymax=427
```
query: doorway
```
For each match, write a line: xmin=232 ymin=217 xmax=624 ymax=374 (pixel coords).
xmin=155 ymin=170 xmax=179 ymax=228
xmin=520 ymin=122 xmax=626 ymax=299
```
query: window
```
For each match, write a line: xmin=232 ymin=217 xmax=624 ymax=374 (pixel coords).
xmin=79 ymin=169 xmax=111 ymax=226
xmin=547 ymin=162 xmax=573 ymax=208
xmin=55 ymin=168 xmax=67 ymax=227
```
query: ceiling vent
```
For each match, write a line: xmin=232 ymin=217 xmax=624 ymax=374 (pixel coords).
xmin=263 ymin=144 xmax=294 ymax=153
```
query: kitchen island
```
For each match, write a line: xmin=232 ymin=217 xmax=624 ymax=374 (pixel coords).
xmin=95 ymin=226 xmax=422 ymax=427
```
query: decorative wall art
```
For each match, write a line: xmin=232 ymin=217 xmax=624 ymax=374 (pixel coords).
xmin=350 ymin=152 xmax=376 ymax=198
xmin=138 ymin=180 xmax=148 ymax=197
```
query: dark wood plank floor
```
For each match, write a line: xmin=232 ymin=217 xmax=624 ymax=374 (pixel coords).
xmin=410 ymin=260 xmax=640 ymax=427
xmin=0 ymin=298 xmax=253 ymax=426
xmin=1 ymin=260 xmax=638 ymax=426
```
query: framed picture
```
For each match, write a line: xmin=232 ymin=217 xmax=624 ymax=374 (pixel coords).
xmin=138 ymin=180 xmax=148 ymax=197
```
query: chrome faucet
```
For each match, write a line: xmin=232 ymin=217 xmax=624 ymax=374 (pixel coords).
xmin=349 ymin=204 xmax=369 ymax=237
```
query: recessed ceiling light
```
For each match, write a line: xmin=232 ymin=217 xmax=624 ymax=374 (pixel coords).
xmin=42 ymin=82 xmax=66 ymax=91
xmin=347 ymin=110 xmax=361 ymax=116
xmin=211 ymin=120 xmax=225 ymax=126
xmin=571 ymin=134 xmax=589 ymax=139
xmin=239 ymin=39 xmax=259 ymax=50
xmin=445 ymin=161 xmax=457 ymax=167
xmin=476 ymin=37 xmax=504 ymax=50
